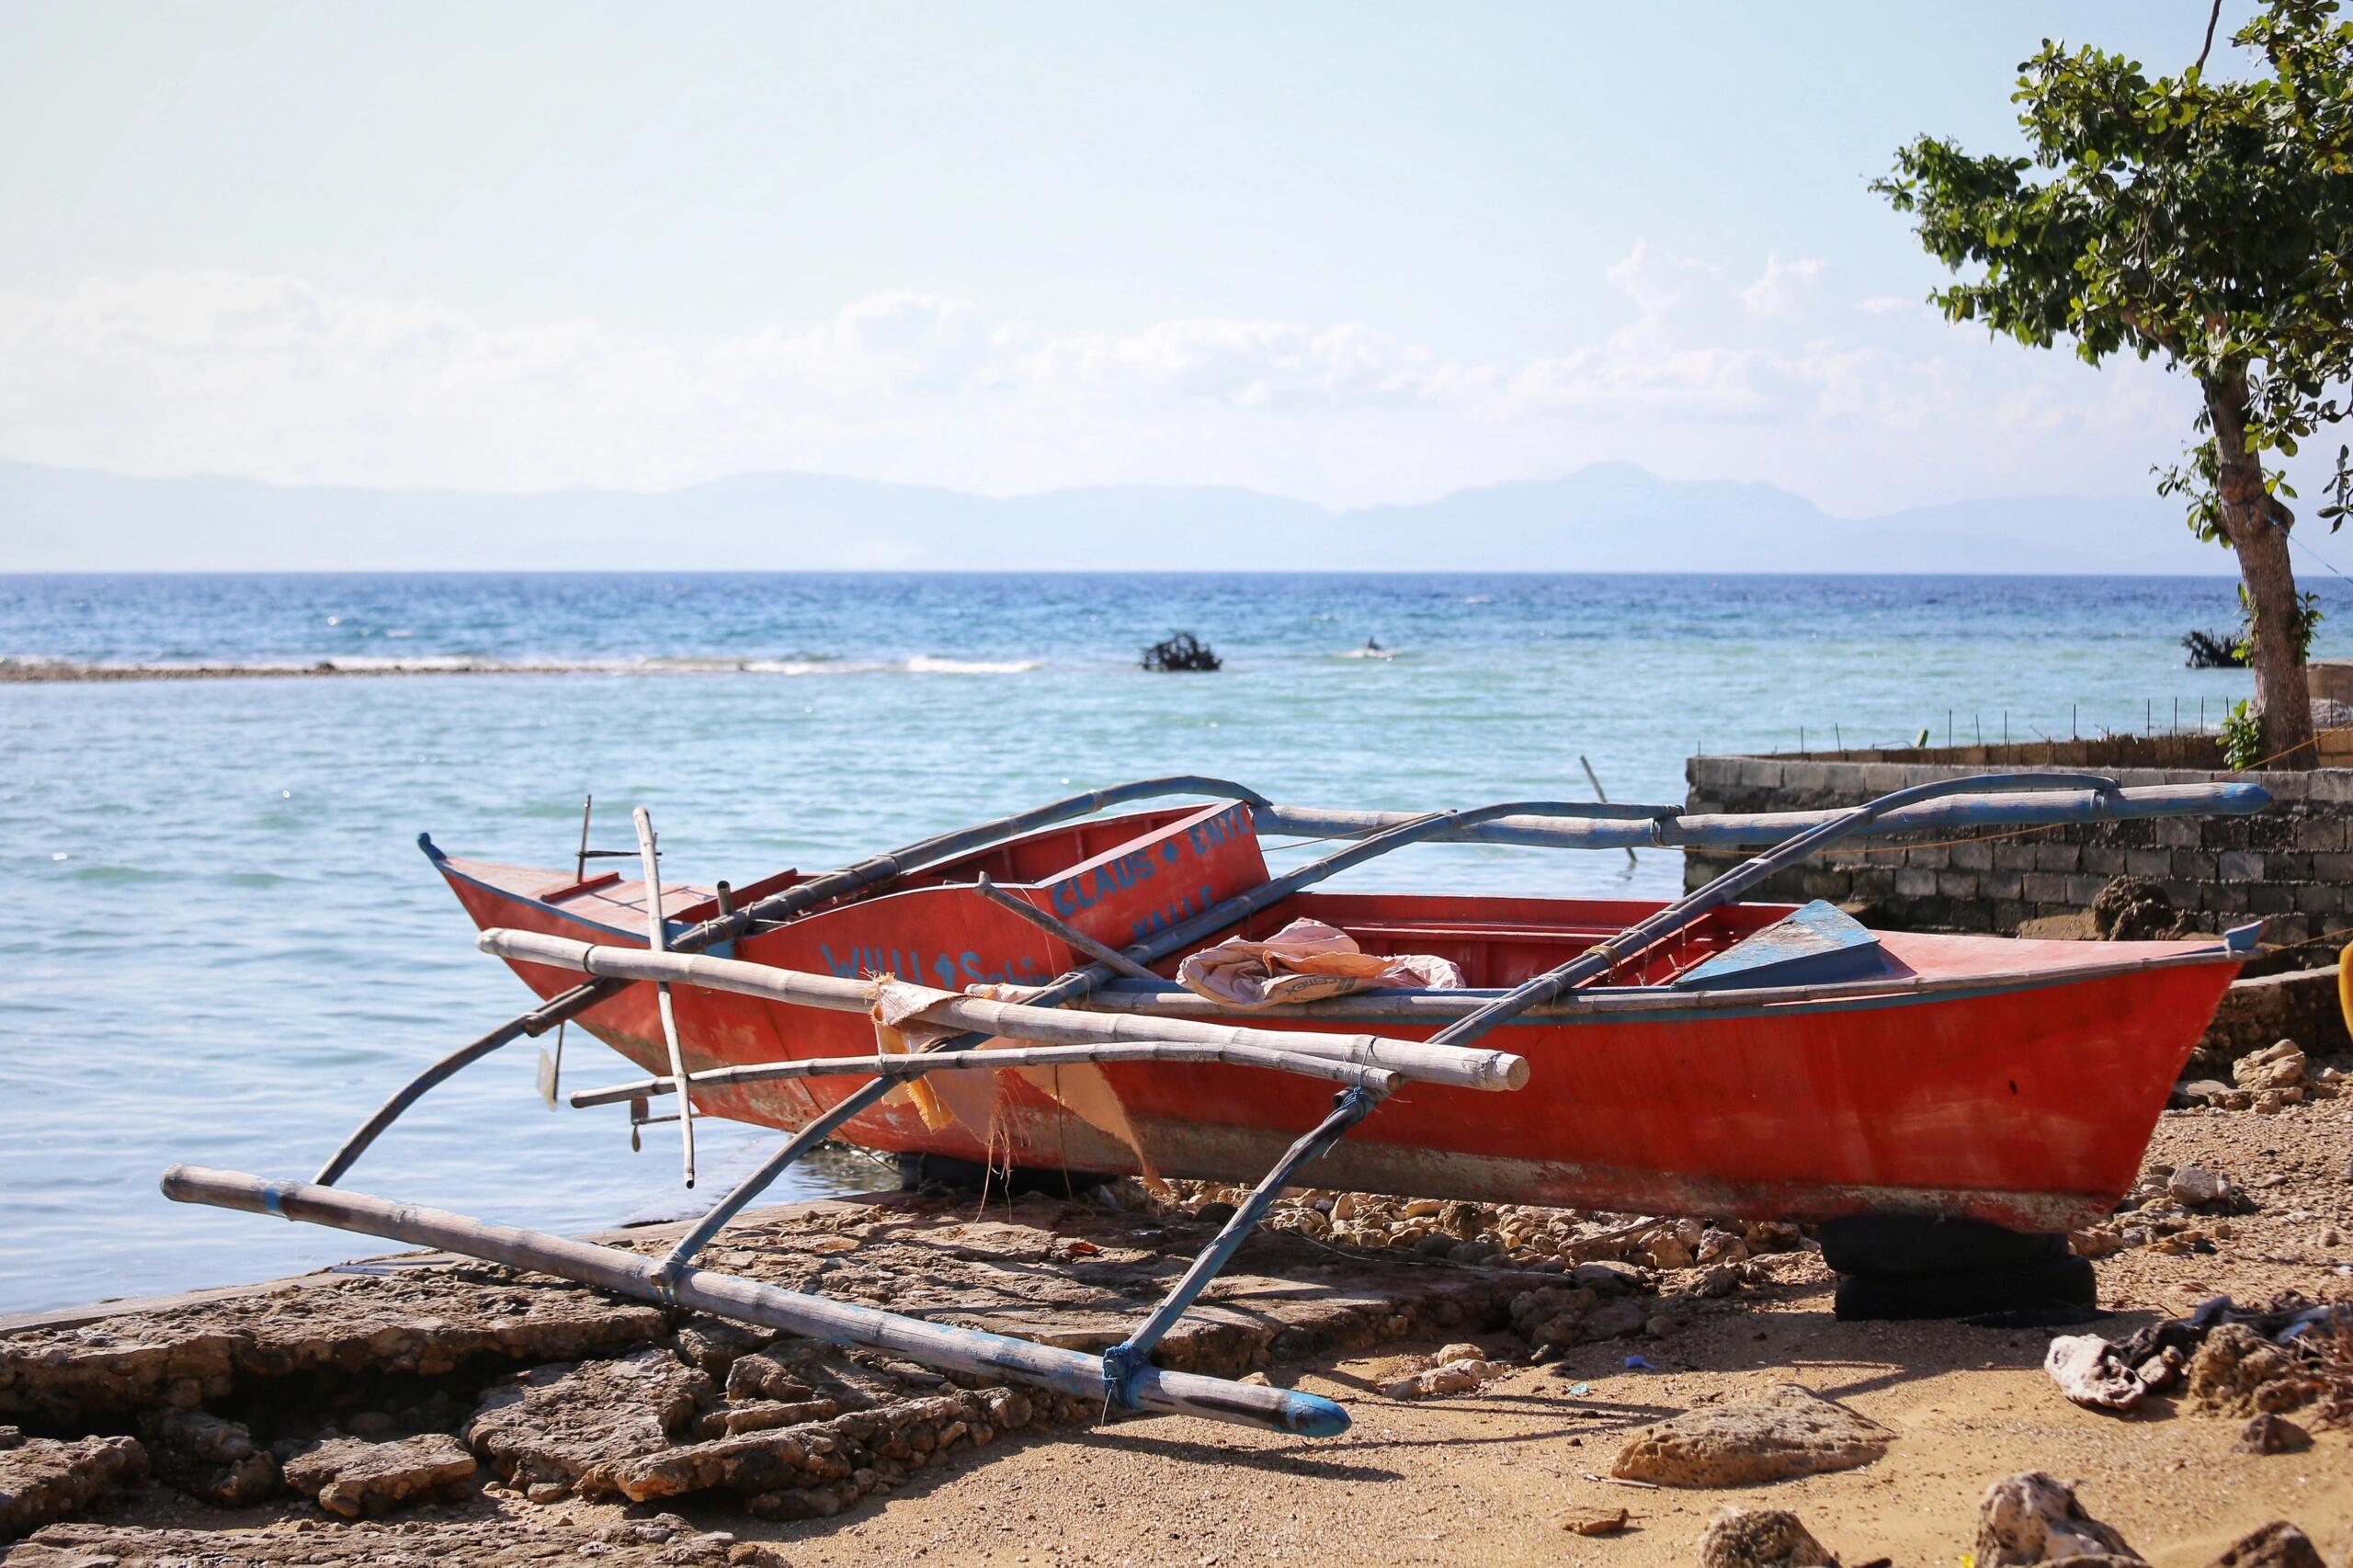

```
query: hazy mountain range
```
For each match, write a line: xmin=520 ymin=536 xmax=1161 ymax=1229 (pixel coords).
xmin=0 ymin=458 xmax=2237 ymax=574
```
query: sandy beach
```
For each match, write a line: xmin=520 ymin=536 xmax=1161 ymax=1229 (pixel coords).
xmin=6 ymin=1082 xmax=2347 ymax=1567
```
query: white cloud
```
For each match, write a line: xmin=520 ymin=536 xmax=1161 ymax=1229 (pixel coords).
xmin=1857 ymin=294 xmax=1915 ymax=316
xmin=1603 ymin=241 xmax=1722 ymax=318
xmin=1738 ymin=255 xmax=1827 ymax=319
xmin=0 ymin=251 xmax=2204 ymax=512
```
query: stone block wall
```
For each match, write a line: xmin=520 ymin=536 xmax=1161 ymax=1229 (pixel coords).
xmin=1683 ymin=753 xmax=2353 ymax=944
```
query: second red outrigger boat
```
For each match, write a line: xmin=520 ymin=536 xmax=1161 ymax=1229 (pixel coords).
xmin=165 ymin=771 xmax=2268 ymax=1438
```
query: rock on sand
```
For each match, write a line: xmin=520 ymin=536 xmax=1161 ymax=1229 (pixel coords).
xmin=1611 ymin=1383 xmax=1892 ymax=1487
xmin=1696 ymin=1506 xmax=1837 ymax=1568
xmin=1974 ymin=1472 xmax=2141 ymax=1566
xmin=0 ymin=1431 xmax=147 ymax=1542
xmin=280 ymin=1432 xmax=478 ymax=1519
xmin=2211 ymin=1521 xmax=2327 ymax=1568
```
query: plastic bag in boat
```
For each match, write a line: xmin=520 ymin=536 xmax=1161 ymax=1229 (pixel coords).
xmin=1175 ymin=916 xmax=1463 ymax=1008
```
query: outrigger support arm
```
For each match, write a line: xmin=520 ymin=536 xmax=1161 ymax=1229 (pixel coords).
xmin=1418 ymin=773 xmax=2131 ymax=1052
xmin=1100 ymin=1084 xmax=1386 ymax=1409
xmin=320 ymin=777 xmax=1273 ymax=1185
xmin=160 ymin=1165 xmax=1349 ymax=1439
xmin=653 ymin=1084 xmax=893 ymax=1288
xmin=645 ymin=1050 xmax=1404 ymax=1290
xmin=1253 ymin=778 xmax=2269 ymax=851
xmin=314 ymin=982 xmax=606 ymax=1186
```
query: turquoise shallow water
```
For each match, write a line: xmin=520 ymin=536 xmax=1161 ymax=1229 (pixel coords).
xmin=0 ymin=571 xmax=2316 ymax=1313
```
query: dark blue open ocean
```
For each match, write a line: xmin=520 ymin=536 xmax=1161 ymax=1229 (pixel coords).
xmin=0 ymin=571 xmax=2317 ymax=1312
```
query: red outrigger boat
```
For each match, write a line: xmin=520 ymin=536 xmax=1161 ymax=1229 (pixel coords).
xmin=164 ymin=772 xmax=2268 ymax=1437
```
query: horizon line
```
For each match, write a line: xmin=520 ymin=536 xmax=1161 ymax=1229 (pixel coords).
xmin=0 ymin=450 xmax=2168 ymax=522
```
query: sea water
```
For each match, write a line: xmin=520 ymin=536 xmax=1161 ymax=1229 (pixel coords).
xmin=0 ymin=571 xmax=2315 ymax=1313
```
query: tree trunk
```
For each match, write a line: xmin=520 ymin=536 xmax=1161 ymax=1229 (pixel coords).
xmin=2206 ymin=372 xmax=2315 ymax=769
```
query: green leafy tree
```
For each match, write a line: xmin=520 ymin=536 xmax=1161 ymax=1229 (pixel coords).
xmin=1875 ymin=0 xmax=2353 ymax=767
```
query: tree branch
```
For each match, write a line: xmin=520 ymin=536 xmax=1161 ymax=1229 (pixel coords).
xmin=2195 ymin=0 xmax=2223 ymax=73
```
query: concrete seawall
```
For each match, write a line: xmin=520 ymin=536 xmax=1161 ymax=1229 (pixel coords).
xmin=1683 ymin=749 xmax=2353 ymax=1062
xmin=1685 ymin=751 xmax=2353 ymax=948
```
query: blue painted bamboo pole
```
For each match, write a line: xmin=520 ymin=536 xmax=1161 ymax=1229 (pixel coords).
xmin=654 ymin=1082 xmax=890 ymax=1285
xmin=1100 ymin=1085 xmax=1384 ymax=1408
xmin=164 ymin=1165 xmax=1349 ymax=1438
xmin=1253 ymin=779 xmax=2268 ymax=852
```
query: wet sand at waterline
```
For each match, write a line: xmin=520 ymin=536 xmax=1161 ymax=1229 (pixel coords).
xmin=6 ymin=1093 xmax=2347 ymax=1567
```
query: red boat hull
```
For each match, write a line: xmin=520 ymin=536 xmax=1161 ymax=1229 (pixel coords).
xmin=434 ymin=804 xmax=2238 ymax=1233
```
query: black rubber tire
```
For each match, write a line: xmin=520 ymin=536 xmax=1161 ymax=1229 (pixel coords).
xmin=1816 ymin=1214 xmax=2066 ymax=1278
xmin=1833 ymin=1253 xmax=2097 ymax=1322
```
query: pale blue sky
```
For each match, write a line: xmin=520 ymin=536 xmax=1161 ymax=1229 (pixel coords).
xmin=0 ymin=3 xmax=2303 ymax=519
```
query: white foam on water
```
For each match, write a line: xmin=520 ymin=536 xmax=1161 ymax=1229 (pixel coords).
xmin=6 ymin=652 xmax=1054 ymax=678
xmin=903 ymin=654 xmax=1043 ymax=674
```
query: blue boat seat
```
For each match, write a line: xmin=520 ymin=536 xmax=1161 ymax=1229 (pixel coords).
xmin=1672 ymin=899 xmax=1886 ymax=990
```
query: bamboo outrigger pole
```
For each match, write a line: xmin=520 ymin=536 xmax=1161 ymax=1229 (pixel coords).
xmin=596 ymin=1040 xmax=1408 ymax=1093
xmin=1252 ymin=779 xmax=2270 ymax=851
xmin=477 ymin=931 xmax=1529 ymax=1096
xmin=160 ymin=1166 xmax=1349 ymax=1438
xmin=1404 ymin=773 xmax=2131 ymax=1056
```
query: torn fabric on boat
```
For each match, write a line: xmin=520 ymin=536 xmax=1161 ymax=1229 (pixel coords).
xmin=1175 ymin=916 xmax=1464 ymax=1008
xmin=869 ymin=976 xmax=964 ymax=1131
xmin=875 ymin=976 xmax=1156 ymax=1177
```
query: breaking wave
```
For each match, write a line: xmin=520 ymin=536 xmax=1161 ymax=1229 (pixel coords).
xmin=1 ymin=653 xmax=1051 ymax=681
xmin=903 ymin=654 xmax=1044 ymax=675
